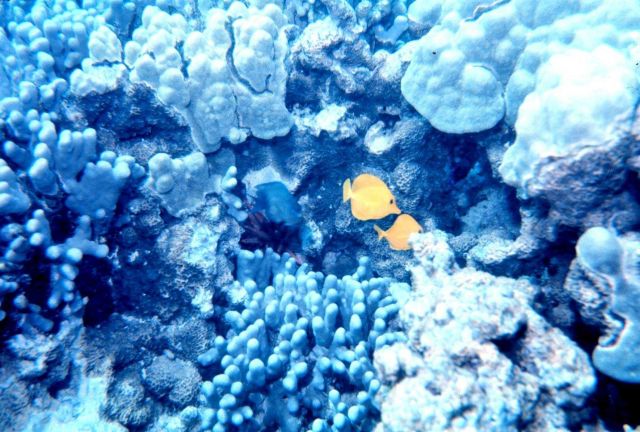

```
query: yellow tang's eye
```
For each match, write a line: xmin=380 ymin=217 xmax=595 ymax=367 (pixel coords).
xmin=389 ymin=199 xmax=394 ymax=204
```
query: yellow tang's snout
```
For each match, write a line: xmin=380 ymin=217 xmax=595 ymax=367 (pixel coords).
xmin=388 ymin=197 xmax=401 ymax=215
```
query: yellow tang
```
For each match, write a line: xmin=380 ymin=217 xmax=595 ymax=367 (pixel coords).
xmin=343 ymin=174 xmax=401 ymax=221
xmin=374 ymin=214 xmax=423 ymax=250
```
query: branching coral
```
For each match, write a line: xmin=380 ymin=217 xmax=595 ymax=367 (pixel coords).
xmin=196 ymin=249 xmax=409 ymax=431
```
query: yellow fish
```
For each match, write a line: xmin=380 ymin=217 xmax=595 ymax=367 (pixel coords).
xmin=343 ymin=174 xmax=401 ymax=220
xmin=374 ymin=214 xmax=423 ymax=251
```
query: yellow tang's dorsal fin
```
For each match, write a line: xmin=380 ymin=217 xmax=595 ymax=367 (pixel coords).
xmin=396 ymin=214 xmax=414 ymax=226
xmin=395 ymin=214 xmax=422 ymax=234
xmin=352 ymin=174 xmax=389 ymax=192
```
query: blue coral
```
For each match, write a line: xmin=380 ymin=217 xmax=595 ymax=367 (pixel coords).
xmin=0 ymin=0 xmax=144 ymax=331
xmin=575 ymin=227 xmax=640 ymax=383
xmin=197 ymin=249 xmax=408 ymax=432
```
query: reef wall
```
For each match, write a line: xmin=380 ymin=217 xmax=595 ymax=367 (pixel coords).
xmin=1 ymin=0 xmax=640 ymax=431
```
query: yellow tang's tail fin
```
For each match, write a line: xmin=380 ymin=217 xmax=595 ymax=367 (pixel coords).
xmin=373 ymin=225 xmax=385 ymax=240
xmin=342 ymin=179 xmax=352 ymax=202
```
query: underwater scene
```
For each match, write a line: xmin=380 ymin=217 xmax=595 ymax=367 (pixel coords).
xmin=1 ymin=0 xmax=640 ymax=431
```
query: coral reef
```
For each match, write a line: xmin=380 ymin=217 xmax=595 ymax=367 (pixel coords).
xmin=197 ymin=250 xmax=408 ymax=431
xmin=1 ymin=0 xmax=639 ymax=431
xmin=566 ymin=228 xmax=640 ymax=384
xmin=375 ymin=231 xmax=596 ymax=431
